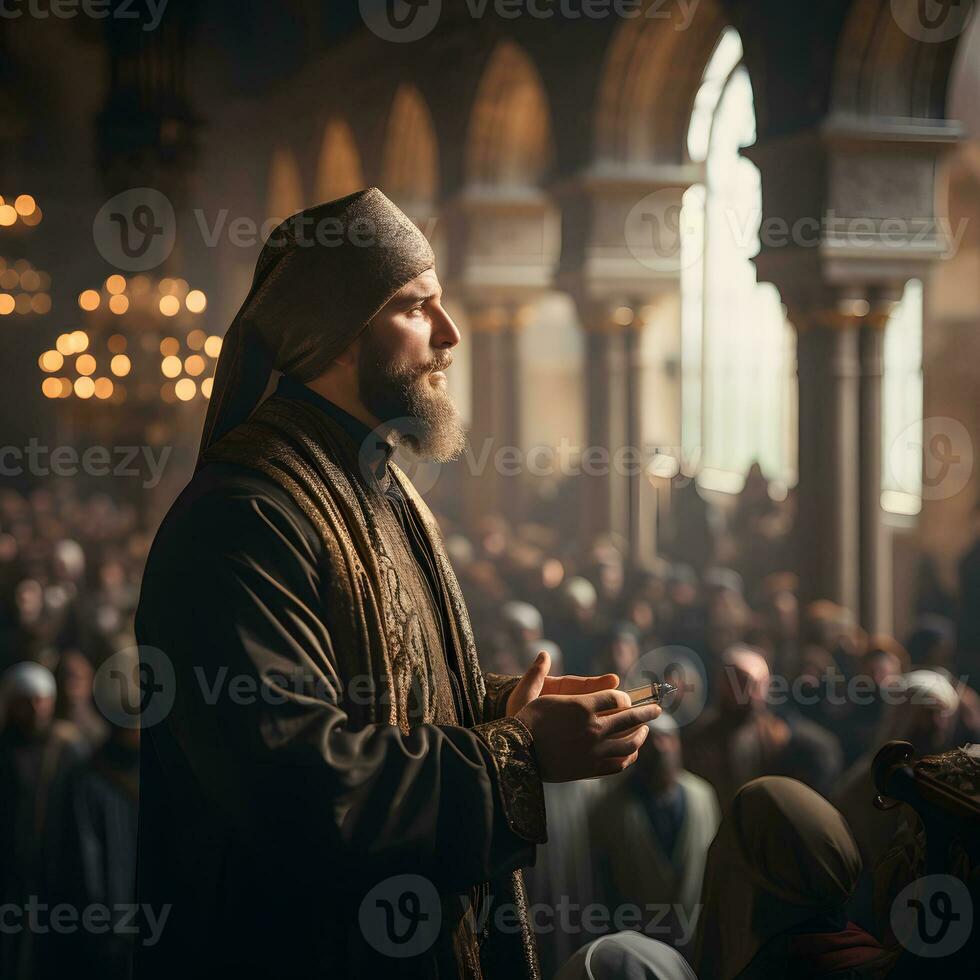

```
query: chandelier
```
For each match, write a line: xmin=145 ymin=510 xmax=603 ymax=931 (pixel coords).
xmin=0 ymin=194 xmax=51 ymax=318
xmin=39 ymin=274 xmax=221 ymax=404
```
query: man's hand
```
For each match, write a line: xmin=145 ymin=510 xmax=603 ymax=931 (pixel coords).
xmin=505 ymin=649 xmax=619 ymax=716
xmin=515 ymin=686 xmax=661 ymax=782
xmin=508 ymin=650 xmax=662 ymax=782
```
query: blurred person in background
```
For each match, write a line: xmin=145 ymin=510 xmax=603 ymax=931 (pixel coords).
xmin=683 ymin=645 xmax=842 ymax=807
xmin=54 ymin=649 xmax=108 ymax=753
xmin=56 ymin=651 xmax=141 ymax=980
xmin=834 ymin=669 xmax=961 ymax=870
xmin=694 ymin=777 xmax=889 ymax=980
xmin=590 ymin=712 xmax=719 ymax=951
xmin=662 ymin=477 xmax=714 ymax=575
xmin=594 ymin=621 xmax=642 ymax=679
xmin=499 ymin=600 xmax=545 ymax=652
xmin=552 ymin=575 xmax=601 ymax=675
xmin=659 ymin=563 xmax=705 ymax=654
xmin=904 ymin=614 xmax=957 ymax=672
xmin=0 ymin=662 xmax=84 ymax=979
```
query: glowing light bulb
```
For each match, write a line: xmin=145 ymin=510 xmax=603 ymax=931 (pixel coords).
xmin=79 ymin=290 xmax=100 ymax=311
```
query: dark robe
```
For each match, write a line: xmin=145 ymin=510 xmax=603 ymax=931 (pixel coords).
xmin=134 ymin=386 xmax=546 ymax=980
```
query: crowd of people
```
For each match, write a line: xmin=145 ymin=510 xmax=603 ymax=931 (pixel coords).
xmin=0 ymin=487 xmax=146 ymax=979
xmin=1 ymin=468 xmax=978 ymax=978
xmin=433 ymin=471 xmax=980 ymax=977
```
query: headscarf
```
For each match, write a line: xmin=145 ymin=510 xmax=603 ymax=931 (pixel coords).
xmin=694 ymin=776 xmax=862 ymax=980
xmin=199 ymin=187 xmax=435 ymax=461
xmin=555 ymin=933 xmax=698 ymax=980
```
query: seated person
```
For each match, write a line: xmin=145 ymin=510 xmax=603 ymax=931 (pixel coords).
xmin=590 ymin=713 xmax=719 ymax=950
xmin=694 ymin=777 xmax=893 ymax=980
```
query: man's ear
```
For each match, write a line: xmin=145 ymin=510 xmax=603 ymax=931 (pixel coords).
xmin=333 ymin=335 xmax=360 ymax=369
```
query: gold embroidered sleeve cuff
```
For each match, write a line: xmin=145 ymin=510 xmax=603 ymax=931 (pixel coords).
xmin=482 ymin=672 xmax=522 ymax=721
xmin=473 ymin=717 xmax=547 ymax=844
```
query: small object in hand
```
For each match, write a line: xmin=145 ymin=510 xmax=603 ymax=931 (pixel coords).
xmin=626 ymin=682 xmax=678 ymax=707
xmin=597 ymin=682 xmax=679 ymax=715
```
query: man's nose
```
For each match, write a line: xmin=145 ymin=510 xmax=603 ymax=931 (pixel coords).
xmin=431 ymin=306 xmax=460 ymax=349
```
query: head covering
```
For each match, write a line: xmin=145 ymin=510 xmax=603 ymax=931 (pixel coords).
xmin=500 ymin=600 xmax=544 ymax=637
xmin=2 ymin=661 xmax=56 ymax=703
xmin=555 ymin=933 xmax=697 ymax=980
xmin=199 ymin=188 xmax=435 ymax=460
xmin=703 ymin=566 xmax=743 ymax=595
xmin=694 ymin=777 xmax=862 ymax=980
xmin=875 ymin=667 xmax=960 ymax=743
xmin=562 ymin=576 xmax=598 ymax=610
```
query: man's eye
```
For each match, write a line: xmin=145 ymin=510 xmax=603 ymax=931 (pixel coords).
xmin=408 ymin=305 xmax=424 ymax=316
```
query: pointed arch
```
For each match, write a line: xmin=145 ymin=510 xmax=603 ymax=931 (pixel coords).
xmin=314 ymin=118 xmax=365 ymax=202
xmin=595 ymin=0 xmax=727 ymax=166
xmin=466 ymin=40 xmax=553 ymax=187
xmin=833 ymin=0 xmax=974 ymax=120
xmin=266 ymin=147 xmax=304 ymax=222
xmin=381 ymin=84 xmax=440 ymax=209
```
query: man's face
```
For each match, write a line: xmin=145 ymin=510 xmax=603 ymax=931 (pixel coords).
xmin=355 ymin=268 xmax=466 ymax=462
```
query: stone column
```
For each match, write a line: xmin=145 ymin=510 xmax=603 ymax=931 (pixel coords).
xmin=858 ymin=296 xmax=897 ymax=633
xmin=858 ymin=323 xmax=884 ymax=631
xmin=792 ymin=306 xmax=862 ymax=614
xmin=555 ymin=168 xmax=695 ymax=559
xmin=579 ymin=302 xmax=643 ymax=551
xmin=466 ymin=304 xmax=524 ymax=523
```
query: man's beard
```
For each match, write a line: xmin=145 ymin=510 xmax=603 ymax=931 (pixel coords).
xmin=357 ymin=338 xmax=467 ymax=463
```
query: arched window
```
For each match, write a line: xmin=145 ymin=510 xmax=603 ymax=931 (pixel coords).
xmin=681 ymin=29 xmax=797 ymax=495
xmin=882 ymin=279 xmax=924 ymax=515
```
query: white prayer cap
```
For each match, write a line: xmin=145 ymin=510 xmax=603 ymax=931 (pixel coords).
xmin=501 ymin=601 xmax=544 ymax=636
xmin=2 ymin=661 xmax=56 ymax=702
xmin=892 ymin=669 xmax=959 ymax=714
xmin=562 ymin=576 xmax=597 ymax=609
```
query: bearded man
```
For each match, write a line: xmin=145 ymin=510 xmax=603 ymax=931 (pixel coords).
xmin=135 ymin=189 xmax=661 ymax=980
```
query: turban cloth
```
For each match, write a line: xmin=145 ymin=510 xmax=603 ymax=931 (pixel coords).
xmin=198 ymin=187 xmax=435 ymax=461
